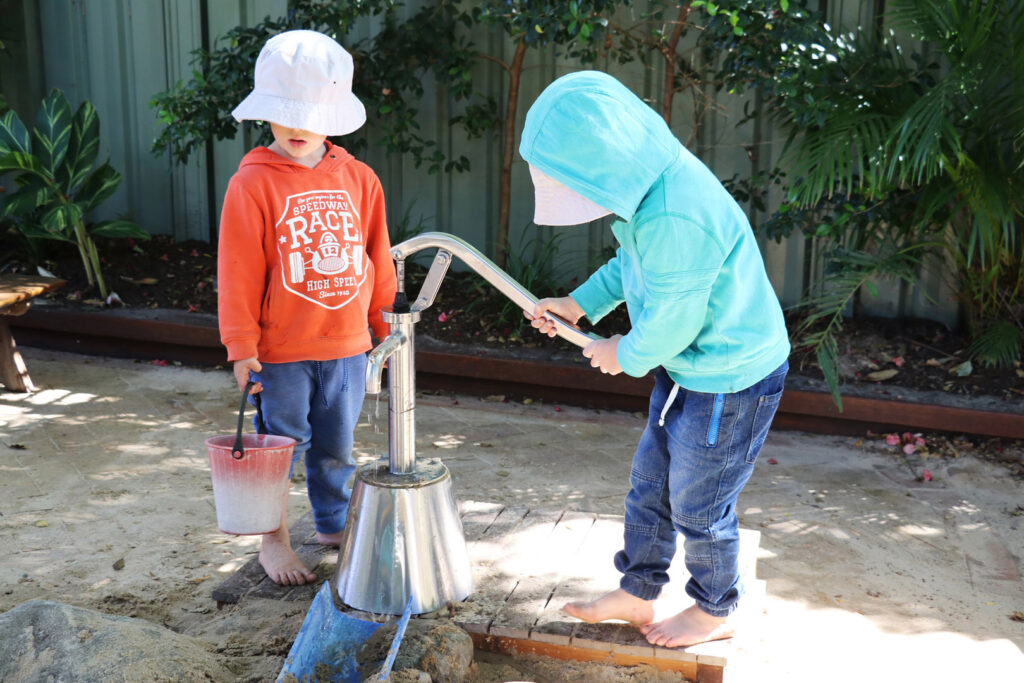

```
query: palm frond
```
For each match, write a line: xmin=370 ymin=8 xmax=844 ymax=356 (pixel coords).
xmin=886 ymin=76 xmax=962 ymax=185
xmin=783 ymin=113 xmax=893 ymax=206
xmin=794 ymin=244 xmax=925 ymax=410
xmin=968 ymin=319 xmax=1023 ymax=369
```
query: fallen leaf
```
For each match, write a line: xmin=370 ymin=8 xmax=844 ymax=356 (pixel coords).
xmin=112 ymin=558 xmax=125 ymax=571
xmin=951 ymin=360 xmax=973 ymax=377
xmin=483 ymin=394 xmax=505 ymax=402
xmin=1016 ymin=369 xmax=1024 ymax=379
xmin=8 ymin=443 xmax=26 ymax=450
xmin=34 ymin=520 xmax=49 ymax=527
xmin=1011 ymin=611 xmax=1024 ymax=623
xmin=522 ymin=398 xmax=534 ymax=405
xmin=190 ymin=575 xmax=210 ymax=584
xmin=866 ymin=369 xmax=899 ymax=382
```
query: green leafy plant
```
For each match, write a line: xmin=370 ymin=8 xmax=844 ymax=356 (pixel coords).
xmin=701 ymin=0 xmax=1023 ymax=404
xmin=0 ymin=89 xmax=149 ymax=298
xmin=150 ymin=0 xmax=485 ymax=173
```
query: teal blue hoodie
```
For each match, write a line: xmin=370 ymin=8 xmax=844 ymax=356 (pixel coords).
xmin=519 ymin=71 xmax=790 ymax=393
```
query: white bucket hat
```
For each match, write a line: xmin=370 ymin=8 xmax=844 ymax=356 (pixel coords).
xmin=232 ymin=30 xmax=366 ymax=137
xmin=528 ymin=164 xmax=612 ymax=226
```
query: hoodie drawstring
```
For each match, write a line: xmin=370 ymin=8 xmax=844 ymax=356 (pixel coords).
xmin=658 ymin=382 xmax=680 ymax=427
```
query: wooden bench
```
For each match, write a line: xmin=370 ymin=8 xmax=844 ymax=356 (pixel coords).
xmin=0 ymin=274 xmax=65 ymax=392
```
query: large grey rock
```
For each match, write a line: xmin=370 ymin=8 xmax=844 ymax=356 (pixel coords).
xmin=0 ymin=600 xmax=234 ymax=682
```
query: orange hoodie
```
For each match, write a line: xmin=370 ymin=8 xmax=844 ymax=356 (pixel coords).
xmin=217 ymin=142 xmax=397 ymax=363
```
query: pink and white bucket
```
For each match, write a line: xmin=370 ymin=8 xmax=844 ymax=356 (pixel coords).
xmin=205 ymin=382 xmax=295 ymax=535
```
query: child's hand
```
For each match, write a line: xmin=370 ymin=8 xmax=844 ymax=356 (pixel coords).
xmin=526 ymin=296 xmax=585 ymax=337
xmin=233 ymin=358 xmax=262 ymax=393
xmin=582 ymin=335 xmax=623 ymax=375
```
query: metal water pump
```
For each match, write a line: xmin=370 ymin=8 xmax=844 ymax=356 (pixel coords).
xmin=333 ymin=232 xmax=600 ymax=615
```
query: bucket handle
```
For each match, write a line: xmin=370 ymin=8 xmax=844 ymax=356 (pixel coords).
xmin=232 ymin=381 xmax=267 ymax=460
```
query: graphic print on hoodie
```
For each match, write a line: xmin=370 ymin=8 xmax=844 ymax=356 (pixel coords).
xmin=279 ymin=188 xmax=367 ymax=307
xmin=217 ymin=141 xmax=396 ymax=365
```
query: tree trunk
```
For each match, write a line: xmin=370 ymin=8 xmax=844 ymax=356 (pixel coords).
xmin=660 ymin=3 xmax=691 ymax=125
xmin=496 ymin=39 xmax=528 ymax=269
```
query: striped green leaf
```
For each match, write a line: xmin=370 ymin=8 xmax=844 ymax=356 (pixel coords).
xmin=19 ymin=220 xmax=76 ymax=243
xmin=60 ymin=100 xmax=101 ymax=194
xmin=74 ymin=161 xmax=122 ymax=211
xmin=31 ymin=89 xmax=72 ymax=176
xmin=0 ymin=109 xmax=31 ymax=155
xmin=0 ymin=176 xmax=53 ymax=217
xmin=40 ymin=202 xmax=83 ymax=232
xmin=0 ymin=151 xmax=51 ymax=178
xmin=90 ymin=219 xmax=150 ymax=239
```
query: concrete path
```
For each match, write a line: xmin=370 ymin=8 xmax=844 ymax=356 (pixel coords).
xmin=1 ymin=348 xmax=1021 ymax=682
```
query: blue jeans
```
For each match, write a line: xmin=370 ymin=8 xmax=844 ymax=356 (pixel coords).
xmin=250 ymin=355 xmax=366 ymax=536
xmin=615 ymin=361 xmax=788 ymax=617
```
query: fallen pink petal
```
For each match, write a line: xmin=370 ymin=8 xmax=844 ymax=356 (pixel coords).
xmin=903 ymin=443 xmax=916 ymax=455
xmin=922 ymin=469 xmax=933 ymax=482
xmin=885 ymin=434 xmax=900 ymax=446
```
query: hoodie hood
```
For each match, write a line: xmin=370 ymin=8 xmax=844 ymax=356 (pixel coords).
xmin=519 ymin=71 xmax=680 ymax=222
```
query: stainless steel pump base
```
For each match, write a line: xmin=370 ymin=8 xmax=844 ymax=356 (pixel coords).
xmin=333 ymin=457 xmax=473 ymax=615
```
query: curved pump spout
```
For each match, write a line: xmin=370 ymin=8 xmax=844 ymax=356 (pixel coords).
xmin=365 ymin=331 xmax=405 ymax=396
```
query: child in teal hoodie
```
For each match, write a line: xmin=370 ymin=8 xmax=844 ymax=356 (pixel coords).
xmin=521 ymin=71 xmax=790 ymax=648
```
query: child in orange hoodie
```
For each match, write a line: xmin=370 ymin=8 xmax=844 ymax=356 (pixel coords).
xmin=217 ymin=30 xmax=397 ymax=585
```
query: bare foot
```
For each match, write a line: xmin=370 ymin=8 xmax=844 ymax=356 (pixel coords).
xmin=316 ymin=530 xmax=345 ymax=547
xmin=563 ymin=588 xmax=655 ymax=626
xmin=259 ymin=528 xmax=316 ymax=585
xmin=640 ymin=604 xmax=734 ymax=648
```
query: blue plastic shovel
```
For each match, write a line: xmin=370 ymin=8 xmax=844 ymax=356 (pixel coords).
xmin=277 ymin=581 xmax=411 ymax=683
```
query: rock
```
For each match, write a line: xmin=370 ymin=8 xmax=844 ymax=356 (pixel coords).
xmin=391 ymin=669 xmax=432 ymax=682
xmin=396 ymin=621 xmax=474 ymax=682
xmin=0 ymin=600 xmax=234 ymax=682
xmin=359 ymin=619 xmax=473 ymax=683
